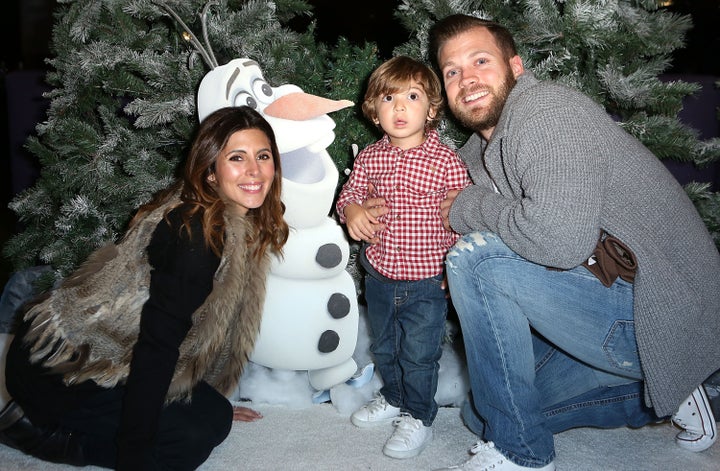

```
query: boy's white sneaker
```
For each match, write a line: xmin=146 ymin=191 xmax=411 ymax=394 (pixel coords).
xmin=350 ymin=393 xmax=401 ymax=428
xmin=436 ymin=441 xmax=555 ymax=470
xmin=382 ymin=413 xmax=432 ymax=459
xmin=672 ymin=385 xmax=717 ymax=452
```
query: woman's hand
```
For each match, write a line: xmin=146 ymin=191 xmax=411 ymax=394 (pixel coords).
xmin=233 ymin=406 xmax=263 ymax=422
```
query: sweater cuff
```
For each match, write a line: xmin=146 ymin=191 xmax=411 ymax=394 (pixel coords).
xmin=449 ymin=185 xmax=500 ymax=234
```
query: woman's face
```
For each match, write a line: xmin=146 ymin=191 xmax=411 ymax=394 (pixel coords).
xmin=208 ymin=128 xmax=276 ymax=214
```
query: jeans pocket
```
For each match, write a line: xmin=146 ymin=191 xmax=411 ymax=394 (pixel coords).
xmin=602 ymin=320 xmax=642 ymax=375
xmin=428 ymin=273 xmax=444 ymax=286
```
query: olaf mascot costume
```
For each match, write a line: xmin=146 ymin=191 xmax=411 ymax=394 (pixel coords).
xmin=197 ymin=58 xmax=363 ymax=394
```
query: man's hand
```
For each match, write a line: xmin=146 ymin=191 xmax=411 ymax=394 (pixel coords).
xmin=363 ymin=183 xmax=388 ymax=222
xmin=361 ymin=195 xmax=388 ymax=245
xmin=344 ymin=203 xmax=384 ymax=243
xmin=440 ymin=189 xmax=460 ymax=231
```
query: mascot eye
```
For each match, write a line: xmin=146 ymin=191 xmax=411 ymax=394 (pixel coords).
xmin=233 ymin=92 xmax=257 ymax=109
xmin=252 ymin=79 xmax=274 ymax=104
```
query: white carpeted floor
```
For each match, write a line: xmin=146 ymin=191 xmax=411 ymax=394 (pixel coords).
xmin=0 ymin=401 xmax=719 ymax=470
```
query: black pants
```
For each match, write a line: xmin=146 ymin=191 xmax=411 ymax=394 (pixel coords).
xmin=5 ymin=320 xmax=232 ymax=470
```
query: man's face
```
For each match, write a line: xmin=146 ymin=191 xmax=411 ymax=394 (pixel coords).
xmin=437 ymin=27 xmax=523 ymax=139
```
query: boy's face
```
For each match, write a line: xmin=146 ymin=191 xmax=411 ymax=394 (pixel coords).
xmin=373 ymin=79 xmax=435 ymax=150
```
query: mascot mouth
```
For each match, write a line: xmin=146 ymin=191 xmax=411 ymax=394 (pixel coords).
xmin=281 ymin=145 xmax=328 ymax=185
xmin=276 ymin=119 xmax=338 ymax=185
xmin=261 ymin=88 xmax=352 ymax=186
xmin=262 ymin=111 xmax=338 ymax=186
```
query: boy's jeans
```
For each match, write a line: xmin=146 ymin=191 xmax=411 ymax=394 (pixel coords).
xmin=364 ymin=272 xmax=448 ymax=427
xmin=446 ymin=232 xmax=658 ymax=468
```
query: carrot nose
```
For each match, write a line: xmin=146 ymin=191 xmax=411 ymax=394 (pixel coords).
xmin=263 ymin=92 xmax=353 ymax=121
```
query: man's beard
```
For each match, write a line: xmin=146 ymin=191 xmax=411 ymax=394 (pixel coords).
xmin=451 ymin=69 xmax=517 ymax=134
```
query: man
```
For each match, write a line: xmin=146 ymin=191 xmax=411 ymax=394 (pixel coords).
xmin=427 ymin=13 xmax=720 ymax=471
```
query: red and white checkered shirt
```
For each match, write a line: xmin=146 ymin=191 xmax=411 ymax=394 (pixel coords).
xmin=336 ymin=129 xmax=470 ymax=280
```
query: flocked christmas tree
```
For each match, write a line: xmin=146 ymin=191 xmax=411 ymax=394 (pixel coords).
xmin=3 ymin=0 xmax=381 ymax=283
xmin=4 ymin=0 xmax=720 ymax=284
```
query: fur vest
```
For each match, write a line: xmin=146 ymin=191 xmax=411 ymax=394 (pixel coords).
xmin=22 ymin=195 xmax=269 ymax=402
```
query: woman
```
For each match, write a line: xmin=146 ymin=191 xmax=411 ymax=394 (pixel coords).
xmin=0 ymin=106 xmax=289 ymax=470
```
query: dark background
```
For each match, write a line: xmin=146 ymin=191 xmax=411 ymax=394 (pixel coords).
xmin=1 ymin=0 xmax=719 ymax=287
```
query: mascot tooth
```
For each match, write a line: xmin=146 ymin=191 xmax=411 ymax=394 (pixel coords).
xmin=198 ymin=58 xmax=359 ymax=391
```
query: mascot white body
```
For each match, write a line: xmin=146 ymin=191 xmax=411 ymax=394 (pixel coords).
xmin=198 ymin=59 xmax=359 ymax=391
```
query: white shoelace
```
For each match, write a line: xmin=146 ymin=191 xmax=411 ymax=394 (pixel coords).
xmin=365 ymin=394 xmax=390 ymax=413
xmin=469 ymin=441 xmax=495 ymax=454
xmin=391 ymin=414 xmax=422 ymax=443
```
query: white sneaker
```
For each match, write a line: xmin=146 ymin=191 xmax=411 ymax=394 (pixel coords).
xmin=436 ymin=441 xmax=555 ymax=471
xmin=382 ymin=413 xmax=432 ymax=459
xmin=672 ymin=385 xmax=717 ymax=452
xmin=350 ymin=393 xmax=401 ymax=428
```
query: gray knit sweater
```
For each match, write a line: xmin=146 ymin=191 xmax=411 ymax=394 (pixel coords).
xmin=449 ymin=72 xmax=720 ymax=417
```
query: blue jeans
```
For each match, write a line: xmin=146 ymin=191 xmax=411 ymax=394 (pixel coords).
xmin=446 ymin=232 xmax=658 ymax=468
xmin=364 ymin=271 xmax=448 ymax=427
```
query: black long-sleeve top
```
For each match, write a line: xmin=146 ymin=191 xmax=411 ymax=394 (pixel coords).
xmin=115 ymin=208 xmax=220 ymax=469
